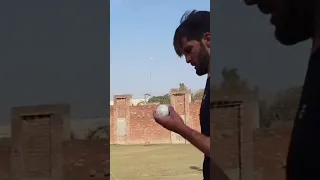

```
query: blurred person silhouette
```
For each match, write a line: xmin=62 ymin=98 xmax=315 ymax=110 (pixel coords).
xmin=243 ymin=0 xmax=320 ymax=179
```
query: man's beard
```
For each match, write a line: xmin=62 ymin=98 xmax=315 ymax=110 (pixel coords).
xmin=196 ymin=46 xmax=210 ymax=76
xmin=275 ymin=20 xmax=313 ymax=45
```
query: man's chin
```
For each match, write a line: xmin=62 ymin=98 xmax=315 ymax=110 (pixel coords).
xmin=275 ymin=34 xmax=300 ymax=46
xmin=196 ymin=70 xmax=207 ymax=76
xmin=275 ymin=28 xmax=310 ymax=46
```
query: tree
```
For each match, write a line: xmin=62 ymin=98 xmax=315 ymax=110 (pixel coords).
xmin=219 ymin=67 xmax=251 ymax=94
xmin=178 ymin=83 xmax=190 ymax=92
xmin=147 ymin=83 xmax=193 ymax=104
xmin=261 ymin=86 xmax=302 ymax=127
xmin=85 ymin=125 xmax=109 ymax=140
xmin=192 ymin=89 xmax=205 ymax=102
xmin=147 ymin=94 xmax=170 ymax=104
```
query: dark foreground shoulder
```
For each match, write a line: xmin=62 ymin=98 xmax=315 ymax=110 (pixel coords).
xmin=286 ymin=47 xmax=320 ymax=179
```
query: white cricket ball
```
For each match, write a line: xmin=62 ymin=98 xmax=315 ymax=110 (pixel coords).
xmin=156 ymin=104 xmax=170 ymax=117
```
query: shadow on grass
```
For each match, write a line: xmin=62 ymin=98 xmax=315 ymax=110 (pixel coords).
xmin=189 ymin=166 xmax=202 ymax=172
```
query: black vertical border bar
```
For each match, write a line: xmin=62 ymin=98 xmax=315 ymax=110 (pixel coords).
xmin=106 ymin=0 xmax=111 ymax=178
xmin=209 ymin=1 xmax=214 ymax=179
xmin=14 ymin=0 xmax=111 ymax=178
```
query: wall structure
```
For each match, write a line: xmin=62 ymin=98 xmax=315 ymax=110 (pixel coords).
xmin=211 ymin=94 xmax=292 ymax=180
xmin=110 ymin=91 xmax=201 ymax=145
xmin=109 ymin=91 xmax=293 ymax=180
xmin=0 ymin=104 xmax=109 ymax=180
xmin=0 ymin=138 xmax=10 ymax=180
xmin=253 ymin=123 xmax=292 ymax=180
xmin=0 ymin=91 xmax=295 ymax=180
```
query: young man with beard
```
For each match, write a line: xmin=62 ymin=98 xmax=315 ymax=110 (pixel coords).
xmin=153 ymin=10 xmax=230 ymax=180
xmin=243 ymin=0 xmax=320 ymax=179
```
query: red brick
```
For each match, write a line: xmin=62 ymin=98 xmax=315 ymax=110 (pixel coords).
xmin=110 ymin=91 xmax=201 ymax=144
xmin=0 ymin=104 xmax=109 ymax=180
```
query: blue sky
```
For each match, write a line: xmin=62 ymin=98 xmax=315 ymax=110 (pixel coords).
xmin=110 ymin=0 xmax=210 ymax=98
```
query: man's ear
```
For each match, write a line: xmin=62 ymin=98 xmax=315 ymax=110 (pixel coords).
xmin=202 ymin=32 xmax=210 ymax=48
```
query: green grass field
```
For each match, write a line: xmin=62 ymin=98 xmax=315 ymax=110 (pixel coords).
xmin=110 ymin=144 xmax=203 ymax=180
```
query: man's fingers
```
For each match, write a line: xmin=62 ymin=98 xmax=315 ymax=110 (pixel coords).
xmin=168 ymin=106 xmax=178 ymax=116
xmin=153 ymin=106 xmax=174 ymax=125
xmin=168 ymin=106 xmax=176 ymax=114
xmin=153 ymin=111 xmax=160 ymax=121
xmin=153 ymin=110 xmax=162 ymax=121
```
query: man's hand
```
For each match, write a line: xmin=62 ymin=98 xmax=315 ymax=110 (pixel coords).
xmin=153 ymin=105 xmax=187 ymax=134
xmin=153 ymin=105 xmax=210 ymax=157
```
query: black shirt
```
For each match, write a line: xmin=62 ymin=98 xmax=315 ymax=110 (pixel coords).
xmin=286 ymin=48 xmax=320 ymax=180
xmin=200 ymin=77 xmax=210 ymax=180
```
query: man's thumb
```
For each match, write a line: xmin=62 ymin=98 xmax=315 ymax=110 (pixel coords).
xmin=168 ymin=106 xmax=176 ymax=115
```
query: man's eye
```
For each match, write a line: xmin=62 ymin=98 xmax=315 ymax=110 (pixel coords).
xmin=185 ymin=50 xmax=191 ymax=54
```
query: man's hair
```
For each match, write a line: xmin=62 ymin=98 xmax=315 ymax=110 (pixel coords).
xmin=173 ymin=10 xmax=210 ymax=57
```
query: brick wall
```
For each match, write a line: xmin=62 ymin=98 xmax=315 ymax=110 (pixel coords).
xmin=110 ymin=91 xmax=201 ymax=144
xmin=212 ymin=105 xmax=241 ymax=170
xmin=63 ymin=140 xmax=109 ymax=180
xmin=128 ymin=104 xmax=171 ymax=144
xmin=0 ymin=104 xmax=110 ymax=180
xmin=0 ymin=97 xmax=296 ymax=180
xmin=0 ymin=138 xmax=10 ymax=180
xmin=253 ymin=123 xmax=292 ymax=180
xmin=211 ymin=98 xmax=292 ymax=180
xmin=109 ymin=106 xmax=115 ymax=145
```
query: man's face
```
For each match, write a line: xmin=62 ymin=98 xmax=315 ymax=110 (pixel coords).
xmin=244 ymin=0 xmax=314 ymax=45
xmin=180 ymin=36 xmax=210 ymax=76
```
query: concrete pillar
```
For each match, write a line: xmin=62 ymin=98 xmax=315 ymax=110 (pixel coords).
xmin=239 ymin=100 xmax=258 ymax=180
xmin=10 ymin=104 xmax=69 ymax=180
xmin=169 ymin=90 xmax=190 ymax=144
xmin=113 ymin=94 xmax=132 ymax=144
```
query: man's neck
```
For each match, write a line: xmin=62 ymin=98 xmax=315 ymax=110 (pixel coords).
xmin=312 ymin=2 xmax=320 ymax=53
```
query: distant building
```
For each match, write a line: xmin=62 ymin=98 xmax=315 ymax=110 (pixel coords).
xmin=110 ymin=98 xmax=146 ymax=106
